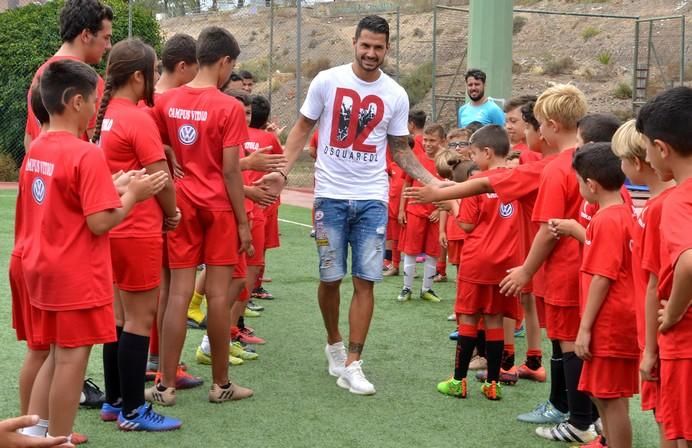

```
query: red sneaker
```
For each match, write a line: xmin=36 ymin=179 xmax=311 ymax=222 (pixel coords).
xmin=175 ymin=367 xmax=203 ymax=389
xmin=517 ymin=363 xmax=547 ymax=382
xmin=580 ymin=436 xmax=606 ymax=447
xmin=232 ymin=327 xmax=266 ymax=345
xmin=71 ymin=432 xmax=88 ymax=445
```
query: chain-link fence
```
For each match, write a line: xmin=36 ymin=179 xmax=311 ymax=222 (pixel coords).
xmin=431 ymin=5 xmax=688 ymax=129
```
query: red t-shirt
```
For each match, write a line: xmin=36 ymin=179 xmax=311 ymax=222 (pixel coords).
xmin=11 ymin=158 xmax=30 ymax=257
xmin=20 ymin=131 xmax=122 ymax=311
xmin=658 ymin=179 xmax=692 ymax=360
xmin=513 ymin=142 xmax=542 ymax=164
xmin=458 ymin=168 xmax=521 ymax=284
xmin=532 ymin=148 xmax=582 ymax=306
xmin=152 ymin=85 xmax=249 ymax=211
xmin=578 ymin=185 xmax=634 ymax=228
xmin=404 ymin=150 xmax=441 ymax=218
xmin=632 ymin=189 xmax=673 ymax=350
xmin=309 ymin=130 xmax=319 ymax=151
xmin=580 ymin=204 xmax=638 ymax=358
xmin=243 ymin=127 xmax=283 ymax=216
xmin=98 ymin=98 xmax=167 ymax=238
xmin=413 ymin=134 xmax=425 ymax=156
xmin=26 ymin=55 xmax=105 ymax=141
xmin=446 ymin=204 xmax=466 ymax=241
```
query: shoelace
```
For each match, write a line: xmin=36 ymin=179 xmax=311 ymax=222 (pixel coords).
xmin=348 ymin=361 xmax=368 ymax=382
xmin=141 ymin=405 xmax=165 ymax=424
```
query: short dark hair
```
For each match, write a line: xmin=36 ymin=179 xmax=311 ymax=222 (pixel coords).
xmin=636 ymin=86 xmax=692 ymax=157
xmin=505 ymin=95 xmax=537 ymax=113
xmin=224 ymin=88 xmax=250 ymax=106
xmin=230 ymin=72 xmax=242 ymax=82
xmin=197 ymin=26 xmax=241 ymax=66
xmin=408 ymin=110 xmax=426 ymax=129
xmin=59 ymin=0 xmax=113 ymax=43
xmin=424 ymin=123 xmax=446 ymax=139
xmin=355 ymin=15 xmax=390 ymax=43
xmin=239 ymin=70 xmax=254 ymax=81
xmin=40 ymin=59 xmax=98 ymax=115
xmin=250 ymin=95 xmax=270 ymax=129
xmin=521 ymin=100 xmax=539 ymax=131
xmin=572 ymin=142 xmax=625 ymax=191
xmin=469 ymin=124 xmax=510 ymax=157
xmin=30 ymin=78 xmax=49 ymax=126
xmin=162 ymin=33 xmax=197 ymax=73
xmin=465 ymin=69 xmax=486 ymax=83
xmin=465 ymin=121 xmax=484 ymax=135
xmin=577 ymin=113 xmax=622 ymax=143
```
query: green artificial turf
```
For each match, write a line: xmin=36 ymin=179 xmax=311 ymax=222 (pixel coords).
xmin=0 ymin=193 xmax=658 ymax=447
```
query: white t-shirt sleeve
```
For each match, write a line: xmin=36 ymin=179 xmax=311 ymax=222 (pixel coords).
xmin=299 ymin=72 xmax=325 ymax=121
xmin=388 ymin=87 xmax=410 ymax=137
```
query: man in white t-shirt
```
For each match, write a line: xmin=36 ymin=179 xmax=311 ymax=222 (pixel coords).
xmin=258 ymin=15 xmax=438 ymax=395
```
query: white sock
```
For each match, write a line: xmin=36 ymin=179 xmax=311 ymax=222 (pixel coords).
xmin=422 ymin=255 xmax=437 ymax=292
xmin=403 ymin=254 xmax=416 ymax=290
xmin=200 ymin=334 xmax=211 ymax=354
xmin=19 ymin=418 xmax=48 ymax=437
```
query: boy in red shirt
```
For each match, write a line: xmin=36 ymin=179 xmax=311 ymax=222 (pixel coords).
xmin=637 ymin=86 xmax=692 ymax=445
xmin=25 ymin=0 xmax=112 ymax=149
xmin=504 ymin=95 xmax=541 ymax=164
xmin=571 ymin=143 xmax=639 ymax=448
xmin=147 ymin=26 xmax=253 ymax=406
xmin=436 ymin=125 xmax=520 ymax=401
xmin=19 ymin=59 xmax=166 ymax=442
xmin=611 ymin=119 xmax=676 ymax=448
xmin=397 ymin=124 xmax=445 ymax=303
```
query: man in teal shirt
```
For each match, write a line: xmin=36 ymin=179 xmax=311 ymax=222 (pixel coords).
xmin=457 ymin=69 xmax=505 ymax=128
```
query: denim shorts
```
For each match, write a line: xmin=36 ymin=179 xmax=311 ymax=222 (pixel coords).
xmin=313 ymin=198 xmax=388 ymax=282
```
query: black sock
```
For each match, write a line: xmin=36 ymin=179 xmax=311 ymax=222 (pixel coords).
xmin=526 ymin=355 xmax=542 ymax=370
xmin=476 ymin=330 xmax=486 ymax=358
xmin=118 ymin=332 xmax=150 ymax=417
xmin=454 ymin=335 xmax=477 ymax=380
xmin=385 ymin=249 xmax=392 ymax=261
xmin=486 ymin=341 xmax=504 ymax=382
xmin=563 ymin=351 xmax=593 ymax=431
xmin=103 ymin=326 xmax=123 ymax=405
xmin=238 ymin=315 xmax=245 ymax=330
xmin=501 ymin=351 xmax=515 ymax=371
xmin=549 ymin=340 xmax=568 ymax=413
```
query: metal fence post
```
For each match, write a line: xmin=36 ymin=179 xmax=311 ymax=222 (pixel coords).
xmin=128 ymin=0 xmax=132 ymax=38
xmin=432 ymin=3 xmax=437 ymax=121
xmin=396 ymin=5 xmax=400 ymax=82
xmin=296 ymin=0 xmax=302 ymax=119
xmin=632 ymin=19 xmax=639 ymax=112
xmin=680 ymin=16 xmax=686 ymax=86
xmin=268 ymin=0 xmax=274 ymax=106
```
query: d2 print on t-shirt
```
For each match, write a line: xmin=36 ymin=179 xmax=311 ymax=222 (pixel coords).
xmin=330 ymin=87 xmax=384 ymax=153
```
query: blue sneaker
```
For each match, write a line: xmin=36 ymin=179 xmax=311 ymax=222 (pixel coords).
xmin=100 ymin=402 xmax=121 ymax=422
xmin=449 ymin=330 xmax=459 ymax=341
xmin=117 ymin=403 xmax=182 ymax=432
xmin=517 ymin=401 xmax=569 ymax=424
xmin=514 ymin=324 xmax=526 ymax=338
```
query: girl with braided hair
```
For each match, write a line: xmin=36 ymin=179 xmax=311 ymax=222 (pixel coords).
xmin=93 ymin=38 xmax=181 ymax=432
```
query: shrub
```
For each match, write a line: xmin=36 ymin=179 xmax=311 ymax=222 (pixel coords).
xmin=239 ymin=57 xmax=269 ymax=82
xmin=302 ymin=57 xmax=331 ymax=79
xmin=597 ymin=51 xmax=612 ymax=65
xmin=400 ymin=61 xmax=433 ymax=106
xmin=308 ymin=38 xmax=319 ymax=49
xmin=613 ymin=82 xmax=633 ymax=99
xmin=544 ymin=56 xmax=575 ymax=75
xmin=0 ymin=152 xmax=18 ymax=181
xmin=0 ymin=0 xmax=162 ymax=165
xmin=513 ymin=16 xmax=528 ymax=35
xmin=412 ymin=27 xmax=424 ymax=38
xmin=581 ymin=26 xmax=600 ymax=41
xmin=612 ymin=107 xmax=635 ymax=122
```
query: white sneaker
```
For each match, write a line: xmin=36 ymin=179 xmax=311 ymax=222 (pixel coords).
xmin=336 ymin=360 xmax=376 ymax=395
xmin=447 ymin=313 xmax=456 ymax=321
xmin=325 ymin=341 xmax=346 ymax=377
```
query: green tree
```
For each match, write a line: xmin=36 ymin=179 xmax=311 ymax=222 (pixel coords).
xmin=0 ymin=0 xmax=163 ymax=178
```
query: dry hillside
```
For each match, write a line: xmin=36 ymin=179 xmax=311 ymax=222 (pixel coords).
xmin=160 ymin=0 xmax=692 ymax=129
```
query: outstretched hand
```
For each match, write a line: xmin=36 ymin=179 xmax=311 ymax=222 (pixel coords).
xmin=0 ymin=415 xmax=69 ymax=447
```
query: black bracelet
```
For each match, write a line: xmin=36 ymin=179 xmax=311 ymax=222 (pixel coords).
xmin=279 ymin=171 xmax=288 ymax=182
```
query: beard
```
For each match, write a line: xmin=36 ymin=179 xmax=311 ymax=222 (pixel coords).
xmin=357 ymin=54 xmax=383 ymax=72
xmin=468 ymin=89 xmax=484 ymax=102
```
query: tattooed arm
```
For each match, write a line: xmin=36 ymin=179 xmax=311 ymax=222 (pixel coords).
xmin=387 ymin=135 xmax=439 ymax=185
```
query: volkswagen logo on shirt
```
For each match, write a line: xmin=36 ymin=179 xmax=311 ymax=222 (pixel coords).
xmin=32 ymin=177 xmax=46 ymax=205
xmin=499 ymin=202 xmax=514 ymax=218
xmin=178 ymin=124 xmax=198 ymax=146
